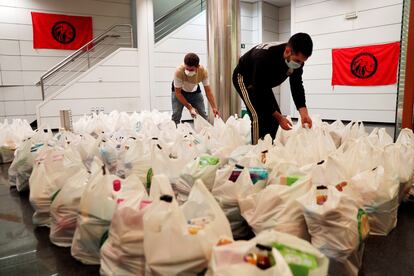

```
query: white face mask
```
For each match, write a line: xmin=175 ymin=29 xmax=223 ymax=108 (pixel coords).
xmin=285 ymin=59 xmax=302 ymax=70
xmin=185 ymin=69 xmax=196 ymax=77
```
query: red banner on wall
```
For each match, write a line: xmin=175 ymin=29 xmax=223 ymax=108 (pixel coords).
xmin=332 ymin=42 xmax=400 ymax=86
xmin=31 ymin=12 xmax=93 ymax=50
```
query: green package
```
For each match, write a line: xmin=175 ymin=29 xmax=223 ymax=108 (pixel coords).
xmin=286 ymin=176 xmax=300 ymax=186
xmin=272 ymin=243 xmax=318 ymax=276
xmin=51 ymin=189 xmax=61 ymax=203
xmin=198 ymin=156 xmax=220 ymax=169
xmin=146 ymin=168 xmax=153 ymax=191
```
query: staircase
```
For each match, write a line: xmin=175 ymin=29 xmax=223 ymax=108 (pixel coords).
xmin=154 ymin=0 xmax=206 ymax=42
xmin=37 ymin=24 xmax=133 ymax=100
xmin=36 ymin=1 xmax=207 ymax=127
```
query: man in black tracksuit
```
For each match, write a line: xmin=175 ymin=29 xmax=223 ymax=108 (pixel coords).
xmin=233 ymin=33 xmax=313 ymax=144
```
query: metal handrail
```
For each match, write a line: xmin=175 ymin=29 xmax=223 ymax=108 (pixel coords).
xmin=154 ymin=0 xmax=205 ymax=42
xmin=154 ymin=0 xmax=194 ymax=24
xmin=38 ymin=24 xmax=133 ymax=100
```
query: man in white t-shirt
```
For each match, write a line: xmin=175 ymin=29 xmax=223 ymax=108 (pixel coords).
xmin=172 ymin=53 xmax=219 ymax=124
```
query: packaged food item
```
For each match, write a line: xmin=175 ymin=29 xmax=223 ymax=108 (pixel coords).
xmin=244 ymin=252 xmax=257 ymax=266
xmin=256 ymin=244 xmax=274 ymax=270
xmin=316 ymin=186 xmax=328 ymax=205
xmin=187 ymin=225 xmax=203 ymax=235
xmin=272 ymin=242 xmax=318 ymax=276
xmin=112 ymin=179 xmax=125 ymax=204
xmin=229 ymin=165 xmax=268 ymax=184
xmin=261 ymin=150 xmax=268 ymax=164
xmin=243 ymin=244 xmax=276 ymax=270
xmin=216 ymin=238 xmax=233 ymax=246
xmin=335 ymin=181 xmax=348 ymax=192
xmin=199 ymin=156 xmax=220 ymax=168
xmin=279 ymin=175 xmax=301 ymax=186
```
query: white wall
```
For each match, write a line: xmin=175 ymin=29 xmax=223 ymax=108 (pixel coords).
xmin=290 ymin=0 xmax=403 ymax=123
xmin=278 ymin=4 xmax=291 ymax=115
xmin=0 ymin=0 xmax=131 ymax=122
xmin=262 ymin=1 xmax=279 ymax=42
xmin=260 ymin=1 xmax=284 ymax=106
xmin=38 ymin=48 xmax=140 ymax=126
xmin=278 ymin=5 xmax=290 ymax=42
xmin=241 ymin=1 xmax=261 ymax=55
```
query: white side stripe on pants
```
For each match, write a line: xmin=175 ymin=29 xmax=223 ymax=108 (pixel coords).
xmin=237 ymin=74 xmax=259 ymax=144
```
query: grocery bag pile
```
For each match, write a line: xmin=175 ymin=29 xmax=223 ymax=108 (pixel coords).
xmin=0 ymin=119 xmax=34 ymax=163
xmin=5 ymin=109 xmax=414 ymax=276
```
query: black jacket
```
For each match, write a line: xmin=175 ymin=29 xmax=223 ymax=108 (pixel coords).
xmin=236 ymin=42 xmax=306 ymax=114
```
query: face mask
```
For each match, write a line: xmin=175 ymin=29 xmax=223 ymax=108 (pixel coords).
xmin=185 ymin=69 xmax=196 ymax=77
xmin=285 ymin=58 xmax=302 ymax=70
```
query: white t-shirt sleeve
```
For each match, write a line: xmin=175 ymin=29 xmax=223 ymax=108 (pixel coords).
xmin=202 ymin=69 xmax=209 ymax=86
xmin=202 ymin=76 xmax=209 ymax=86
xmin=174 ymin=75 xmax=183 ymax=89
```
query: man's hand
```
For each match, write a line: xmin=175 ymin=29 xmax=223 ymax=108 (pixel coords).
xmin=189 ymin=107 xmax=198 ymax=118
xmin=273 ymin=111 xmax=292 ymax=131
xmin=299 ymin=107 xmax=312 ymax=128
xmin=212 ymin=107 xmax=220 ymax=117
xmin=278 ymin=116 xmax=293 ymax=130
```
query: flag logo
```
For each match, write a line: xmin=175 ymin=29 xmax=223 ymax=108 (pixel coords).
xmin=52 ymin=21 xmax=76 ymax=44
xmin=31 ymin=12 xmax=92 ymax=50
xmin=350 ymin=52 xmax=378 ymax=79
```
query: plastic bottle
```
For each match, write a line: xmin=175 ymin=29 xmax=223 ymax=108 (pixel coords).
xmin=112 ymin=179 xmax=124 ymax=204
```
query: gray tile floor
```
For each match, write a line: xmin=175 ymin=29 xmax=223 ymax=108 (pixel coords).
xmin=0 ymin=162 xmax=413 ymax=276
xmin=0 ymin=164 xmax=99 ymax=276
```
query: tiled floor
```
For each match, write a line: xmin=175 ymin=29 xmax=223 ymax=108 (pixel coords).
xmin=0 ymin=164 xmax=99 ymax=276
xmin=0 ymin=162 xmax=413 ymax=276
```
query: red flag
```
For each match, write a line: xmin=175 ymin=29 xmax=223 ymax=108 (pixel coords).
xmin=31 ymin=12 xmax=93 ymax=50
xmin=332 ymin=42 xmax=400 ymax=86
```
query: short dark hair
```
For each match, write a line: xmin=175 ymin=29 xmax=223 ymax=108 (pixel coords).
xmin=288 ymin=33 xmax=313 ymax=57
xmin=184 ymin=53 xmax=200 ymax=67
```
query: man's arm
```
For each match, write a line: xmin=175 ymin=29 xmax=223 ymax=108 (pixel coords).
xmin=289 ymin=67 xmax=312 ymax=128
xmin=175 ymin=87 xmax=198 ymax=117
xmin=175 ymin=87 xmax=192 ymax=110
xmin=204 ymin=85 xmax=219 ymax=116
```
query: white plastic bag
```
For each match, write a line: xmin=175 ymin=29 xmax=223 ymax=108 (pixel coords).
xmin=117 ymin=138 xmax=152 ymax=185
xmin=324 ymin=120 xmax=345 ymax=148
xmin=341 ymin=121 xmax=367 ymax=146
xmin=284 ymin=127 xmax=336 ymax=167
xmin=338 ymin=138 xmax=382 ymax=178
xmin=76 ymin=133 xmax=100 ymax=171
xmin=298 ymin=185 xmax=369 ymax=276
xmin=99 ymin=138 xmax=121 ymax=174
xmin=100 ymin=184 xmax=148 ymax=275
xmin=144 ymin=180 xmax=233 ymax=275
xmin=49 ymin=149 xmax=90 ymax=247
xmin=71 ymin=165 xmax=142 ymax=264
xmin=194 ymin=114 xmax=213 ymax=133
xmin=240 ymin=174 xmax=312 ymax=240
xmin=395 ymin=128 xmax=414 ymax=198
xmin=212 ymin=166 xmax=264 ymax=239
xmin=0 ymin=119 xmax=34 ymax=163
xmin=348 ymin=166 xmax=399 ymax=236
xmin=29 ymin=145 xmax=66 ymax=226
xmin=151 ymin=139 xmax=198 ymax=181
xmin=382 ymin=143 xmax=414 ymax=202
xmin=173 ymin=155 xmax=221 ymax=204
xmin=208 ymin=230 xmax=329 ymax=276
xmin=8 ymin=139 xmax=35 ymax=191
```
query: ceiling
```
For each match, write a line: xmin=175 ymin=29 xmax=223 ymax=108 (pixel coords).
xmin=242 ymin=0 xmax=291 ymax=6
xmin=263 ymin=0 xmax=291 ymax=6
